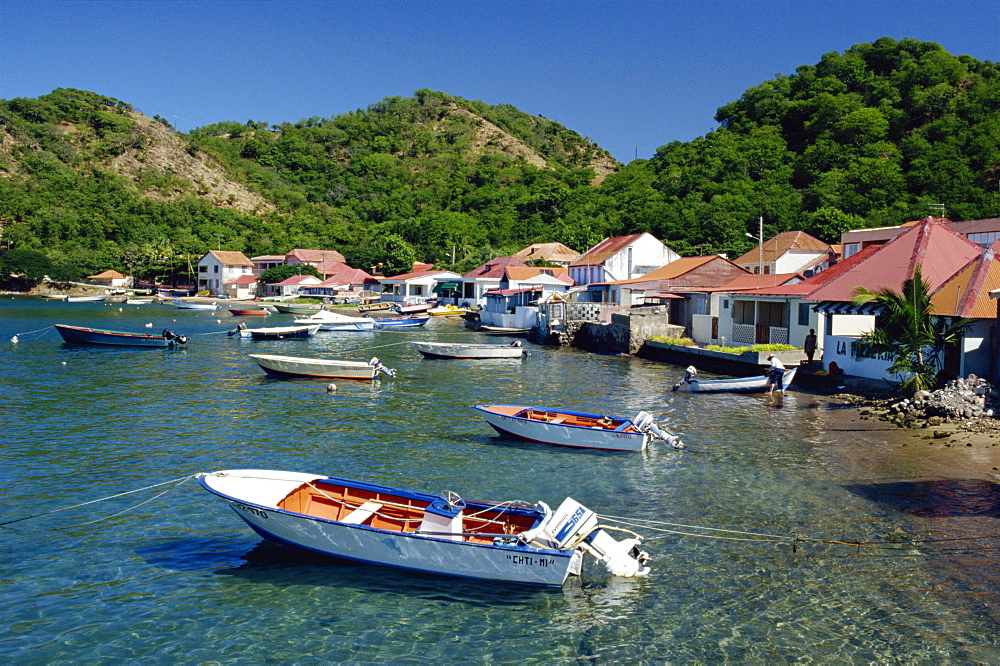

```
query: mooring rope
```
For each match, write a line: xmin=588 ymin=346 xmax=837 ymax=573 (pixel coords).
xmin=598 ymin=512 xmax=1000 ymax=551
xmin=0 ymin=474 xmax=197 ymax=528
xmin=10 ymin=325 xmax=54 ymax=341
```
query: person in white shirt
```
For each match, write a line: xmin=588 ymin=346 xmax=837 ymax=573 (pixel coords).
xmin=766 ymin=354 xmax=786 ymax=394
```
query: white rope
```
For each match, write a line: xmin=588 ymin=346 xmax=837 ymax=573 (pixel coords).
xmin=11 ymin=325 xmax=54 ymax=340
xmin=0 ymin=474 xmax=197 ymax=527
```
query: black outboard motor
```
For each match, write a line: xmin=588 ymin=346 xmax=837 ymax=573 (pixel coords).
xmin=162 ymin=329 xmax=188 ymax=345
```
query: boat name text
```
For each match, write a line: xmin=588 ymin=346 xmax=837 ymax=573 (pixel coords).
xmin=506 ymin=554 xmax=557 ymax=568
xmin=230 ymin=500 xmax=268 ymax=519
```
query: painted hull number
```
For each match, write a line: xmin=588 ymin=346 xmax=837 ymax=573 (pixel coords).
xmin=506 ymin=554 xmax=557 ymax=568
xmin=231 ymin=501 xmax=268 ymax=519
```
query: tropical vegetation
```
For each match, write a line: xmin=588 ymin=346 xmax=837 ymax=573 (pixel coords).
xmin=0 ymin=38 xmax=996 ymax=287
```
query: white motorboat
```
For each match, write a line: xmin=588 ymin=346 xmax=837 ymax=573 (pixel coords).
xmin=474 ymin=405 xmax=683 ymax=452
xmin=294 ymin=310 xmax=380 ymax=331
xmin=198 ymin=469 xmax=651 ymax=586
xmin=411 ymin=340 xmax=527 ymax=359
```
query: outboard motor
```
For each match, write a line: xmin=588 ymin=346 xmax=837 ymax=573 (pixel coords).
xmin=162 ymin=329 xmax=188 ymax=345
xmin=368 ymin=356 xmax=397 ymax=377
xmin=538 ymin=498 xmax=650 ymax=577
xmin=634 ymin=411 xmax=684 ymax=449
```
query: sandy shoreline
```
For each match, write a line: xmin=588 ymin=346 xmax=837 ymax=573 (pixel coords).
xmin=823 ymin=394 xmax=1000 ymax=482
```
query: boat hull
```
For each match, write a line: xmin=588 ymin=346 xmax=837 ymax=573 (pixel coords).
xmin=688 ymin=367 xmax=797 ymax=393
xmin=248 ymin=353 xmax=378 ymax=379
xmin=294 ymin=312 xmax=379 ymax=331
xmin=229 ymin=309 xmax=270 ymax=317
xmin=411 ymin=341 xmax=526 ymax=359
xmin=475 ymin=405 xmax=650 ymax=452
xmin=273 ymin=304 xmax=324 ymax=315
xmin=55 ymin=324 xmax=183 ymax=348
xmin=199 ymin=469 xmax=577 ymax=586
xmin=245 ymin=325 xmax=321 ymax=340
xmin=372 ymin=316 xmax=430 ymax=328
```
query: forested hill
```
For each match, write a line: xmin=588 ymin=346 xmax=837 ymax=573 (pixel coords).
xmin=0 ymin=38 xmax=997 ymax=286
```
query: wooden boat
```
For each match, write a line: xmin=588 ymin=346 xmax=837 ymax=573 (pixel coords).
xmin=273 ymin=303 xmax=324 ymax=315
xmin=427 ymin=304 xmax=473 ymax=317
xmin=393 ymin=300 xmax=437 ymax=315
xmin=55 ymin=324 xmax=187 ymax=348
xmin=356 ymin=301 xmax=394 ymax=313
xmin=228 ymin=308 xmax=270 ymax=317
xmin=294 ymin=310 xmax=380 ymax=331
xmin=474 ymin=405 xmax=683 ymax=452
xmin=676 ymin=366 xmax=798 ymax=393
xmin=229 ymin=323 xmax=321 ymax=340
xmin=65 ymin=295 xmax=106 ymax=303
xmin=248 ymin=354 xmax=396 ymax=379
xmin=369 ymin=314 xmax=430 ymax=328
xmin=411 ymin=340 xmax=526 ymax=359
xmin=198 ymin=468 xmax=650 ymax=586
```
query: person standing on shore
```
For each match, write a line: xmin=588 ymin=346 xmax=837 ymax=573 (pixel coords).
xmin=804 ymin=329 xmax=817 ymax=365
xmin=766 ymin=354 xmax=786 ymax=394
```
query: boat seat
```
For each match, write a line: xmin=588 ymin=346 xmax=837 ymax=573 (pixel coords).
xmin=549 ymin=417 xmax=565 ymax=424
xmin=341 ymin=501 xmax=383 ymax=525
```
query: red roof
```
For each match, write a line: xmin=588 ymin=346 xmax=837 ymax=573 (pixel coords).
xmin=732 ymin=230 xmax=831 ymax=265
xmin=570 ymin=233 xmax=644 ymax=267
xmin=225 ymin=275 xmax=258 ymax=286
xmin=730 ymin=245 xmax=883 ymax=297
xmin=463 ymin=256 xmax=528 ymax=279
xmin=271 ymin=274 xmax=321 ymax=286
xmin=381 ymin=269 xmax=456 ymax=281
xmin=806 ymin=219 xmax=981 ymax=302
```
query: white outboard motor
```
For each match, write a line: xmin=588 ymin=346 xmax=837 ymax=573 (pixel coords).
xmin=539 ymin=497 xmax=650 ymax=577
xmin=633 ymin=411 xmax=684 ymax=449
xmin=368 ymin=357 xmax=397 ymax=377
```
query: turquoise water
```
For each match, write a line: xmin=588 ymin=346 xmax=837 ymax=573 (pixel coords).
xmin=3 ymin=297 xmax=1000 ymax=661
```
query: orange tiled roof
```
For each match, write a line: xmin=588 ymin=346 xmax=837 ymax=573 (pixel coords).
xmin=733 ymin=230 xmax=831 ymax=265
xmin=931 ymin=247 xmax=1000 ymax=318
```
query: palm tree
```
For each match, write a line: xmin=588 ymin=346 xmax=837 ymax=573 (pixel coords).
xmin=852 ymin=266 xmax=970 ymax=394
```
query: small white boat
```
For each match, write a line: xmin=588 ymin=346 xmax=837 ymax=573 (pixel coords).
xmin=65 ymin=295 xmax=106 ymax=303
xmin=411 ymin=340 xmax=527 ymax=359
xmin=248 ymin=353 xmax=396 ymax=379
xmin=171 ymin=300 xmax=218 ymax=311
xmin=125 ymin=298 xmax=154 ymax=305
xmin=675 ymin=366 xmax=798 ymax=393
xmin=475 ymin=405 xmax=683 ymax=452
xmin=229 ymin=323 xmax=321 ymax=340
xmin=393 ymin=300 xmax=437 ymax=315
xmin=198 ymin=469 xmax=650 ymax=586
xmin=294 ymin=310 xmax=380 ymax=331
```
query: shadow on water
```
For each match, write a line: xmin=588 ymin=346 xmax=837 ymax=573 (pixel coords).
xmin=477 ymin=434 xmax=640 ymax=457
xmin=215 ymin=540 xmax=554 ymax=606
xmin=843 ymin=479 xmax=1000 ymax=517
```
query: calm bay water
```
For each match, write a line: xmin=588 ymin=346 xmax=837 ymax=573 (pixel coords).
xmin=3 ymin=297 xmax=1000 ymax=662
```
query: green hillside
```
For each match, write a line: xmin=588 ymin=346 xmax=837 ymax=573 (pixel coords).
xmin=0 ymin=38 xmax=997 ymax=286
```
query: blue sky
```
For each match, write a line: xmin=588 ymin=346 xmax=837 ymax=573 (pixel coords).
xmin=3 ymin=0 xmax=997 ymax=163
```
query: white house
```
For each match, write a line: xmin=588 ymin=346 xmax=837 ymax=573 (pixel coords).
xmin=378 ymin=269 xmax=462 ymax=305
xmin=88 ymin=269 xmax=129 ymax=288
xmin=732 ymin=230 xmax=834 ymax=276
xmin=457 ymin=257 xmax=529 ymax=306
xmin=268 ymin=274 xmax=323 ymax=297
xmin=568 ymin=233 xmax=680 ymax=286
xmin=197 ymin=251 xmax=254 ymax=297
xmin=223 ymin=274 xmax=258 ymax=300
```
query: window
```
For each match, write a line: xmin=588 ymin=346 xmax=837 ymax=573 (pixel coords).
xmin=722 ymin=299 xmax=729 ymax=309
xmin=798 ymin=303 xmax=810 ymax=326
